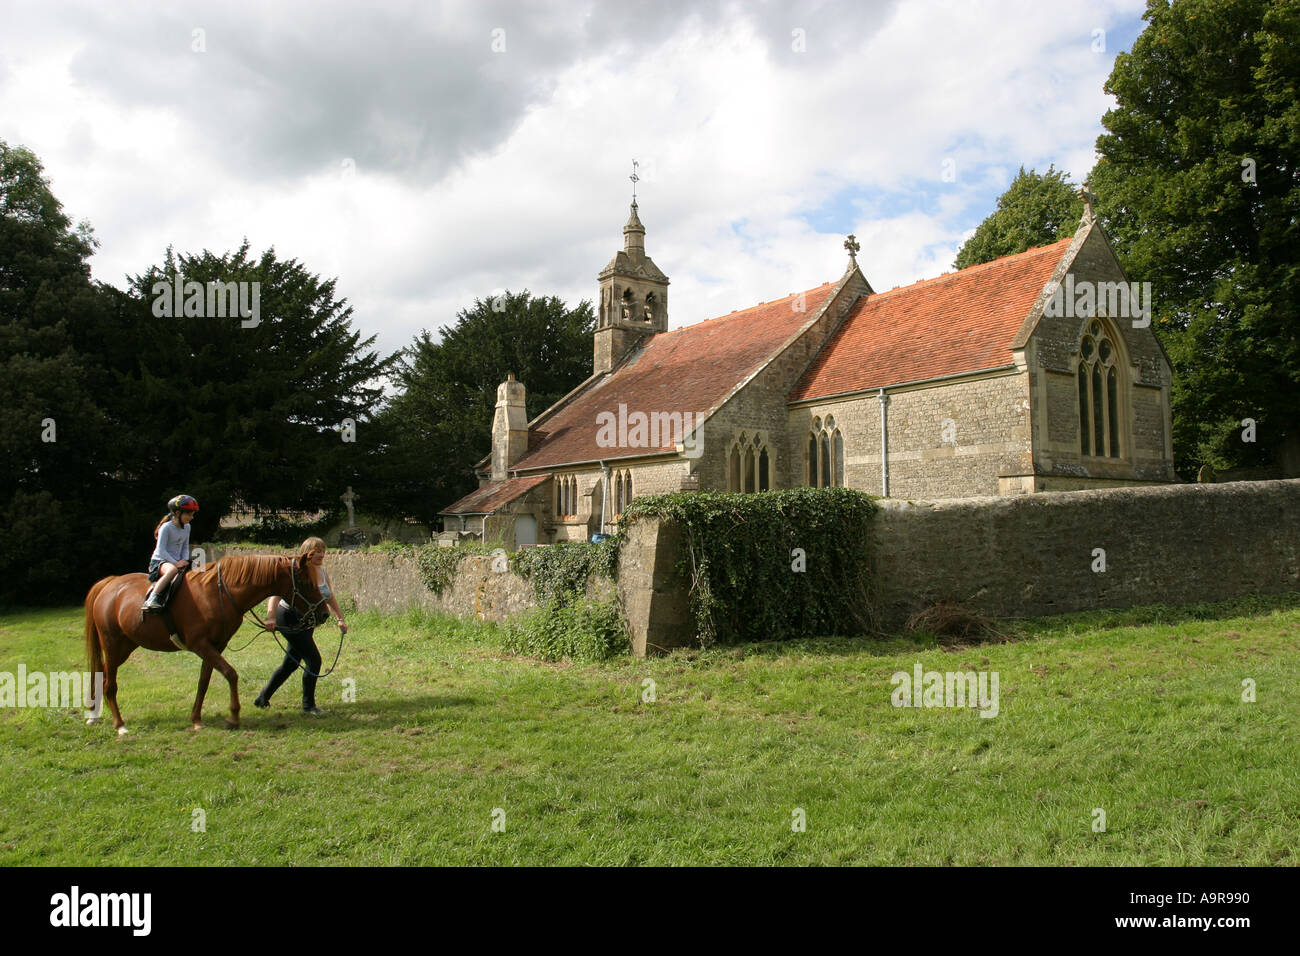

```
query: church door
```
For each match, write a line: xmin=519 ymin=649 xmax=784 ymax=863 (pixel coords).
xmin=514 ymin=515 xmax=537 ymax=549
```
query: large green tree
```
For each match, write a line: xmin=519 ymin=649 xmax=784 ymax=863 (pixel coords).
xmin=1090 ymin=0 xmax=1300 ymax=476
xmin=954 ymin=165 xmax=1084 ymax=269
xmin=370 ymin=291 xmax=594 ymax=524
xmin=123 ymin=245 xmax=395 ymax=541
xmin=0 ymin=138 xmax=399 ymax=602
xmin=0 ymin=142 xmax=138 ymax=602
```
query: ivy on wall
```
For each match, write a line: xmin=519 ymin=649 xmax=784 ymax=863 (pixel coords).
xmin=622 ymin=487 xmax=877 ymax=646
xmin=511 ymin=537 xmax=619 ymax=605
xmin=415 ymin=542 xmax=493 ymax=596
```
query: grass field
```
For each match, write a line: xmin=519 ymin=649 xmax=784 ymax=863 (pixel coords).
xmin=1 ymin=594 xmax=1298 ymax=865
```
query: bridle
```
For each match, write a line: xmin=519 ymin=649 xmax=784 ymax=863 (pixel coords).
xmin=218 ymin=556 xmax=333 ymax=650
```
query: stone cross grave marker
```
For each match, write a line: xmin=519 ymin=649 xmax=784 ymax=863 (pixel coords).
xmin=341 ymin=486 xmax=359 ymax=528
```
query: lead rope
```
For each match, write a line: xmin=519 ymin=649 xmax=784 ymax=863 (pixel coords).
xmin=218 ymin=562 xmax=345 ymax=678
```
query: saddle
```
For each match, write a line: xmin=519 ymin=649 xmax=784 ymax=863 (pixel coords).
xmin=142 ymin=568 xmax=190 ymax=650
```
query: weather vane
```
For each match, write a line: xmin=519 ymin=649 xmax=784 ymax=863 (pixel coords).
xmin=630 ymin=159 xmax=639 ymax=202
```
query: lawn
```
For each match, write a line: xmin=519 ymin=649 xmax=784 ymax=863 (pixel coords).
xmin=1 ymin=594 xmax=1297 ymax=865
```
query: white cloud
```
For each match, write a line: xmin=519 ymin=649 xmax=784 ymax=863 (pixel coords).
xmin=0 ymin=0 xmax=1147 ymax=363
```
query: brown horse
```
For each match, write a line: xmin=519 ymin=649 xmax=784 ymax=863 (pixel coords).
xmin=83 ymin=554 xmax=324 ymax=734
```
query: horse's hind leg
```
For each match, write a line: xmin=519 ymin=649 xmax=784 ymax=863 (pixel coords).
xmin=191 ymin=642 xmax=240 ymax=729
xmin=191 ymin=662 xmax=214 ymax=731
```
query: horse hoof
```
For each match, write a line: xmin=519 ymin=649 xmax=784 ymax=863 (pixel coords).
xmin=86 ymin=717 xmax=100 ymax=726
xmin=191 ymin=722 xmax=203 ymax=731
xmin=116 ymin=726 xmax=129 ymax=737
xmin=225 ymin=719 xmax=240 ymax=730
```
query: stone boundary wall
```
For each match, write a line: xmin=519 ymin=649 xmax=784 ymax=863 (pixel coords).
xmin=868 ymin=478 xmax=1300 ymax=628
xmin=200 ymin=545 xmax=613 ymax=622
xmin=205 ymin=479 xmax=1300 ymax=655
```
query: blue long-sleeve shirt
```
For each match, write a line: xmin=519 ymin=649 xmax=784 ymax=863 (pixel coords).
xmin=150 ymin=520 xmax=191 ymax=565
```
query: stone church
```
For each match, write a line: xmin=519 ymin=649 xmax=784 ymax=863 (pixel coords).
xmin=440 ymin=195 xmax=1176 ymax=548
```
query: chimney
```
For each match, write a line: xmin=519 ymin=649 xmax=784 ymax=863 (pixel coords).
xmin=491 ymin=374 xmax=528 ymax=482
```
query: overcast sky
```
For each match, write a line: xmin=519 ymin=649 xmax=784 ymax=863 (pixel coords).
xmin=2 ymin=0 xmax=1147 ymax=365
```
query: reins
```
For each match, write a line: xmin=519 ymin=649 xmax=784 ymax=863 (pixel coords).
xmin=216 ymin=559 xmax=346 ymax=678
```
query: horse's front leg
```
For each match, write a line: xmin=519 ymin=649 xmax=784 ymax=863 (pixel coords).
xmin=191 ymin=661 xmax=214 ymax=730
xmin=191 ymin=640 xmax=241 ymax=729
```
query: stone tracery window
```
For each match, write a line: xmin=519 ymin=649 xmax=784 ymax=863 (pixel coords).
xmin=807 ymin=415 xmax=845 ymax=487
xmin=556 ymin=475 xmax=580 ymax=518
xmin=727 ymin=432 xmax=771 ymax=492
xmin=612 ymin=469 xmax=634 ymax=517
xmin=1077 ymin=321 xmax=1122 ymax=458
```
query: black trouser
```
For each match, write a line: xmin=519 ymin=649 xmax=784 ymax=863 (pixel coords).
xmin=258 ymin=605 xmax=321 ymax=709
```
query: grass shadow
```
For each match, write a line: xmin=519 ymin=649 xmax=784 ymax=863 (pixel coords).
xmin=646 ymin=591 xmax=1300 ymax=663
xmin=185 ymin=694 xmax=481 ymax=735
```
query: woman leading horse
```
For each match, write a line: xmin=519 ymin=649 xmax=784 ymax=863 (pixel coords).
xmin=84 ymin=553 xmax=325 ymax=734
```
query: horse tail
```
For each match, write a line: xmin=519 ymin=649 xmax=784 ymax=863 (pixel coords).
xmin=84 ymin=576 xmax=113 ymax=675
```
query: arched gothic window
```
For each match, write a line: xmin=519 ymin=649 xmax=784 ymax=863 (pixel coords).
xmin=727 ymin=432 xmax=771 ymax=492
xmin=557 ymin=475 xmax=581 ymax=518
xmin=612 ymin=469 xmax=634 ymax=517
xmin=1077 ymin=321 xmax=1122 ymax=458
xmin=807 ymin=415 xmax=846 ymax=487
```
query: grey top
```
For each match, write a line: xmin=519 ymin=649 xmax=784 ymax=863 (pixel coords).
xmin=150 ymin=520 xmax=190 ymax=565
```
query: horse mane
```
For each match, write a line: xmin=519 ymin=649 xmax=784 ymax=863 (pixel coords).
xmin=193 ymin=554 xmax=287 ymax=589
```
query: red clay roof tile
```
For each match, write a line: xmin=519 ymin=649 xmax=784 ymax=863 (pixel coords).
xmin=441 ymin=473 xmax=551 ymax=515
xmin=789 ymin=239 xmax=1072 ymax=402
xmin=507 ymin=281 xmax=840 ymax=471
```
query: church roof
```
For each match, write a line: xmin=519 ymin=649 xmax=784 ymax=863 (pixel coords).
xmin=441 ymin=473 xmax=551 ymax=515
xmin=506 ymin=280 xmax=842 ymax=471
xmin=789 ymin=237 xmax=1074 ymax=402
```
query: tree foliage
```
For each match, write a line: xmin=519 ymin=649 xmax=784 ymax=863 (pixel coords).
xmin=371 ymin=290 xmax=594 ymax=523
xmin=1090 ymin=0 xmax=1300 ymax=476
xmin=0 ymin=142 xmax=132 ymax=602
xmin=0 ymin=139 xmax=396 ymax=603
xmin=954 ymin=165 xmax=1084 ymax=269
xmin=123 ymin=244 xmax=393 ymax=541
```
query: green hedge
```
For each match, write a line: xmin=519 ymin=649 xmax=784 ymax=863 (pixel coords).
xmin=622 ymin=487 xmax=877 ymax=646
xmin=503 ymin=598 xmax=627 ymax=662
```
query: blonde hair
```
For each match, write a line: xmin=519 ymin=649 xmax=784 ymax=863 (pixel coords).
xmin=299 ymin=536 xmax=327 ymax=559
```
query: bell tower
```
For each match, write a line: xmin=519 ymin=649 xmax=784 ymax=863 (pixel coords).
xmin=595 ymin=162 xmax=669 ymax=375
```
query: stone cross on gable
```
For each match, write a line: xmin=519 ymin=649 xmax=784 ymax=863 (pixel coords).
xmin=1078 ymin=183 xmax=1097 ymax=219
xmin=844 ymin=234 xmax=860 ymax=262
xmin=341 ymin=486 xmax=359 ymax=528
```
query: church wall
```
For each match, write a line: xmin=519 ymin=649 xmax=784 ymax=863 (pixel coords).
xmin=1028 ymin=227 xmax=1176 ymax=485
xmin=790 ymin=371 xmax=1033 ymax=498
xmin=696 ymin=271 xmax=871 ymax=491
xmin=543 ymin=457 xmax=691 ymax=542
